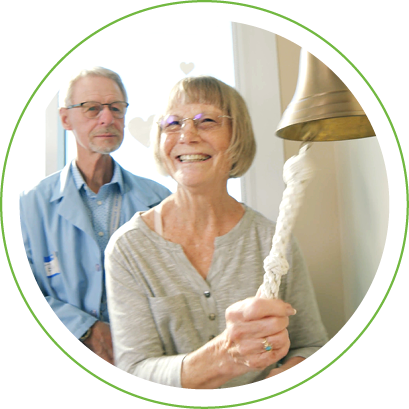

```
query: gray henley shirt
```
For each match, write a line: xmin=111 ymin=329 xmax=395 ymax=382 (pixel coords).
xmin=105 ymin=206 xmax=328 ymax=388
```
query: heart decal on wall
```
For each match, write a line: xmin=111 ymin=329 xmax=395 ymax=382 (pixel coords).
xmin=127 ymin=115 xmax=155 ymax=148
xmin=180 ymin=62 xmax=195 ymax=75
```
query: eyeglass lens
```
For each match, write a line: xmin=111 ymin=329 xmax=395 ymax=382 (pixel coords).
xmin=161 ymin=113 xmax=228 ymax=133
xmin=82 ymin=102 xmax=128 ymax=118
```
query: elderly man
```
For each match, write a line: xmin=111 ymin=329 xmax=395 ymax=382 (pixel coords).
xmin=20 ymin=67 xmax=171 ymax=364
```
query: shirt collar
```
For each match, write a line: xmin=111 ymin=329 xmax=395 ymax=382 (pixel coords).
xmin=70 ymin=159 xmax=124 ymax=194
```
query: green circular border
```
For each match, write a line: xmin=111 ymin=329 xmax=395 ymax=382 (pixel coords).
xmin=1 ymin=1 xmax=407 ymax=407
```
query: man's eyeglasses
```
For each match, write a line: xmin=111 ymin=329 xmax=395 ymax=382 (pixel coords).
xmin=157 ymin=112 xmax=233 ymax=134
xmin=66 ymin=101 xmax=129 ymax=119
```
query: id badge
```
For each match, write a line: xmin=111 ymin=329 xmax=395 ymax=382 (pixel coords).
xmin=44 ymin=252 xmax=61 ymax=277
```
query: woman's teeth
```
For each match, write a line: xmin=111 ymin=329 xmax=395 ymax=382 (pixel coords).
xmin=179 ymin=154 xmax=211 ymax=162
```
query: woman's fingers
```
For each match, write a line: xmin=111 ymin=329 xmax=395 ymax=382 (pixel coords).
xmin=230 ymin=329 xmax=289 ymax=356
xmin=226 ymin=297 xmax=296 ymax=322
xmin=228 ymin=329 xmax=290 ymax=370
xmin=242 ymin=297 xmax=296 ymax=320
xmin=226 ymin=314 xmax=289 ymax=343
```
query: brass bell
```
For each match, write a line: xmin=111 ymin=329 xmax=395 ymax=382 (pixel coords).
xmin=276 ymin=49 xmax=375 ymax=141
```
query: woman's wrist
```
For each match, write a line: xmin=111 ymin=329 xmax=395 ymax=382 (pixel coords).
xmin=181 ymin=332 xmax=246 ymax=389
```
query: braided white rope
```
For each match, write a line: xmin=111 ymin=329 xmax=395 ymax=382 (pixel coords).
xmin=258 ymin=144 xmax=314 ymax=299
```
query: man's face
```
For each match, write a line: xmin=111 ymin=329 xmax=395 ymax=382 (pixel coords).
xmin=60 ymin=76 xmax=126 ymax=156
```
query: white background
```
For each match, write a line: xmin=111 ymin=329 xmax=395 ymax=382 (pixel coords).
xmin=1 ymin=1 xmax=407 ymax=408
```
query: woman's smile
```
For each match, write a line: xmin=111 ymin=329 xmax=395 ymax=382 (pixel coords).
xmin=177 ymin=154 xmax=212 ymax=163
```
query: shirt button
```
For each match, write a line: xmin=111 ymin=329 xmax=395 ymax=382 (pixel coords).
xmin=91 ymin=310 xmax=97 ymax=317
xmin=209 ymin=313 xmax=216 ymax=320
xmin=204 ymin=291 xmax=211 ymax=298
xmin=95 ymin=264 xmax=101 ymax=271
xmin=97 ymin=201 xmax=102 ymax=205
xmin=209 ymin=335 xmax=215 ymax=340
xmin=98 ymin=232 xmax=104 ymax=236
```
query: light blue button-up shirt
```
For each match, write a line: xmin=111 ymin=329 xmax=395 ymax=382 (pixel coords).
xmin=71 ymin=160 xmax=124 ymax=322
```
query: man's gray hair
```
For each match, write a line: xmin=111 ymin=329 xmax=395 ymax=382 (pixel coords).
xmin=61 ymin=66 xmax=128 ymax=106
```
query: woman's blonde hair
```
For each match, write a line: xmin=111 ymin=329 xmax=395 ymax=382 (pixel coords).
xmin=152 ymin=76 xmax=256 ymax=178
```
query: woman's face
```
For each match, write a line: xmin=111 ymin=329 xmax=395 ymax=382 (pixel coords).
xmin=159 ymin=103 xmax=232 ymax=190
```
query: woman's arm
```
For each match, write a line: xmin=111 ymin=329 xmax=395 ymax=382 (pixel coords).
xmin=106 ymin=249 xmax=187 ymax=386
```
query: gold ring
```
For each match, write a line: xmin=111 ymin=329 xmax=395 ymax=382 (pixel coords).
xmin=263 ymin=338 xmax=273 ymax=352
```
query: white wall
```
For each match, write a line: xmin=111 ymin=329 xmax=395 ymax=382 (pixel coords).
xmin=45 ymin=93 xmax=65 ymax=176
xmin=335 ymin=138 xmax=389 ymax=319
xmin=232 ymin=23 xmax=285 ymax=222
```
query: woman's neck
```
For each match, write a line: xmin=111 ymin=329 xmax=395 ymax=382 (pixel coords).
xmin=162 ymin=187 xmax=244 ymax=237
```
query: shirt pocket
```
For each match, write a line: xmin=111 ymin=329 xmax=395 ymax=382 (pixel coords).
xmin=148 ymin=293 xmax=204 ymax=355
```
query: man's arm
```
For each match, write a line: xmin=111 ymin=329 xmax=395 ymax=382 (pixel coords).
xmin=81 ymin=321 xmax=114 ymax=364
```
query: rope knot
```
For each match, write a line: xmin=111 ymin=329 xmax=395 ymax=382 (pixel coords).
xmin=263 ymin=254 xmax=289 ymax=276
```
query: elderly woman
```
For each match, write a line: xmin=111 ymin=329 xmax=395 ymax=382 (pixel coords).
xmin=105 ymin=76 xmax=328 ymax=388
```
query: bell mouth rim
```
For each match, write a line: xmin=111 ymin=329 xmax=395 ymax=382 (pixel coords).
xmin=276 ymin=115 xmax=376 ymax=142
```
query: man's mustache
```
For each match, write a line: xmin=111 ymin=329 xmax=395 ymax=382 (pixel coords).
xmin=91 ymin=127 xmax=122 ymax=137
